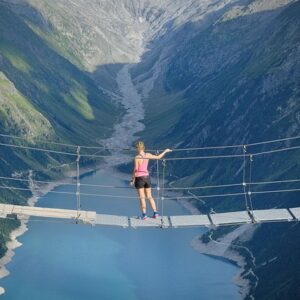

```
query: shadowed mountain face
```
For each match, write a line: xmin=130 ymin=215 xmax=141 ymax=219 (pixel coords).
xmin=0 ymin=0 xmax=119 ymax=257
xmin=140 ymin=2 xmax=299 ymax=299
xmin=0 ymin=0 xmax=299 ymax=299
xmin=130 ymin=2 xmax=300 ymax=299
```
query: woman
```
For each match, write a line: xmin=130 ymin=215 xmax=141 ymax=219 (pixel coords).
xmin=130 ymin=141 xmax=172 ymax=220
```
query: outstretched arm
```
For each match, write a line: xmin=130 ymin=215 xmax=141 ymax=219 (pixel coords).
xmin=146 ymin=149 xmax=172 ymax=160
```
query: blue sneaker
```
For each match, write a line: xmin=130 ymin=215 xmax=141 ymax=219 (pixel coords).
xmin=140 ymin=213 xmax=147 ymax=220
xmin=153 ymin=212 xmax=159 ymax=219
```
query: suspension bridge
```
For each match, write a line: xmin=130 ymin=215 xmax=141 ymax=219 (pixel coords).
xmin=0 ymin=133 xmax=299 ymax=229
xmin=0 ymin=203 xmax=299 ymax=228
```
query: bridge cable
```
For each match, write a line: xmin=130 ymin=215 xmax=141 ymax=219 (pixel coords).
xmin=0 ymin=133 xmax=132 ymax=151
xmin=242 ymin=145 xmax=249 ymax=212
xmin=0 ymin=141 xmax=76 ymax=156
xmin=155 ymin=151 xmax=160 ymax=210
xmin=1 ymin=185 xmax=300 ymax=201
xmin=0 ymin=176 xmax=132 ymax=189
xmin=248 ymin=154 xmax=254 ymax=216
xmin=76 ymin=146 xmax=81 ymax=222
xmin=161 ymin=159 xmax=167 ymax=228
xmin=170 ymin=135 xmax=300 ymax=152
xmin=1 ymin=140 xmax=300 ymax=160
xmin=164 ymin=145 xmax=300 ymax=161
xmin=1 ymin=175 xmax=300 ymax=191
xmin=0 ymin=185 xmax=138 ymax=198
xmin=1 ymin=133 xmax=300 ymax=152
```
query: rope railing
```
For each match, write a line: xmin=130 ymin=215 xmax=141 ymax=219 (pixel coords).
xmin=170 ymin=188 xmax=300 ymax=200
xmin=1 ymin=133 xmax=299 ymax=217
xmin=248 ymin=155 xmax=254 ymax=215
xmin=0 ymin=176 xmax=132 ymax=189
xmin=242 ymin=145 xmax=249 ymax=212
xmin=0 ymin=141 xmax=77 ymax=156
xmin=1 ymin=139 xmax=300 ymax=161
xmin=171 ymin=135 xmax=300 ymax=152
xmin=0 ymin=133 xmax=130 ymax=151
xmin=1 ymin=184 xmax=300 ymax=201
xmin=0 ymin=185 xmax=137 ymax=199
xmin=164 ymin=145 xmax=300 ymax=161
xmin=76 ymin=146 xmax=81 ymax=219
xmin=155 ymin=151 xmax=160 ymax=211
xmin=1 ymin=133 xmax=300 ymax=153
xmin=161 ymin=159 xmax=167 ymax=227
xmin=1 ymin=176 xmax=300 ymax=191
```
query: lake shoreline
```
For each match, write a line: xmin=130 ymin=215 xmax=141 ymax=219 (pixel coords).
xmin=0 ymin=167 xmax=250 ymax=298
xmin=0 ymin=164 xmax=103 ymax=295
xmin=177 ymin=198 xmax=256 ymax=299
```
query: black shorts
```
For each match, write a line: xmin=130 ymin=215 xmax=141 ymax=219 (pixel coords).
xmin=135 ymin=176 xmax=151 ymax=189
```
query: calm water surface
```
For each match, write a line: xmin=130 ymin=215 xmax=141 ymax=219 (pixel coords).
xmin=0 ymin=169 xmax=240 ymax=300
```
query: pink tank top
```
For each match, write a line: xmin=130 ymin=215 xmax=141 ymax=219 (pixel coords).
xmin=135 ymin=153 xmax=149 ymax=177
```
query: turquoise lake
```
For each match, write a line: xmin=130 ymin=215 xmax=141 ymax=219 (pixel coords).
xmin=0 ymin=169 xmax=240 ymax=299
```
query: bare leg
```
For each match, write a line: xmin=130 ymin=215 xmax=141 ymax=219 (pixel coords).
xmin=145 ymin=188 xmax=157 ymax=212
xmin=137 ymin=188 xmax=146 ymax=214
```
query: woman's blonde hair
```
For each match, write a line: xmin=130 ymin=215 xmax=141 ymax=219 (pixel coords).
xmin=135 ymin=140 xmax=145 ymax=150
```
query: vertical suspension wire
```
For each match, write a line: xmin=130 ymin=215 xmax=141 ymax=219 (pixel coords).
xmin=161 ymin=159 xmax=166 ymax=227
xmin=76 ymin=146 xmax=81 ymax=221
xmin=242 ymin=145 xmax=249 ymax=212
xmin=248 ymin=154 xmax=254 ymax=214
xmin=156 ymin=150 xmax=160 ymax=210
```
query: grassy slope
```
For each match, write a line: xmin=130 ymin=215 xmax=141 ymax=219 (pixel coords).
xmin=0 ymin=2 xmax=117 ymax=144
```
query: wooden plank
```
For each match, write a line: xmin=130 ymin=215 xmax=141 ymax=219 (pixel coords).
xmin=95 ymin=214 xmax=129 ymax=227
xmin=0 ymin=204 xmax=299 ymax=228
xmin=289 ymin=207 xmax=300 ymax=220
xmin=130 ymin=216 xmax=170 ymax=228
xmin=210 ymin=211 xmax=251 ymax=226
xmin=169 ymin=215 xmax=211 ymax=228
xmin=0 ymin=204 xmax=96 ymax=224
xmin=252 ymin=209 xmax=293 ymax=222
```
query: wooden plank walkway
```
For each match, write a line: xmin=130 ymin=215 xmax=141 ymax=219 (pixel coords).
xmin=0 ymin=204 xmax=96 ymax=224
xmin=0 ymin=204 xmax=299 ymax=228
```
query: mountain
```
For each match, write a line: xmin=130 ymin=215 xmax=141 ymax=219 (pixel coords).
xmin=0 ymin=0 xmax=119 ymax=257
xmin=0 ymin=0 xmax=299 ymax=299
xmin=130 ymin=1 xmax=300 ymax=299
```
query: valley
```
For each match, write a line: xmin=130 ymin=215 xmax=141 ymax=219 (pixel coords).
xmin=0 ymin=0 xmax=299 ymax=299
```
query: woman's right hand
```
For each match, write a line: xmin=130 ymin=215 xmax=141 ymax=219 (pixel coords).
xmin=165 ymin=148 xmax=172 ymax=153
